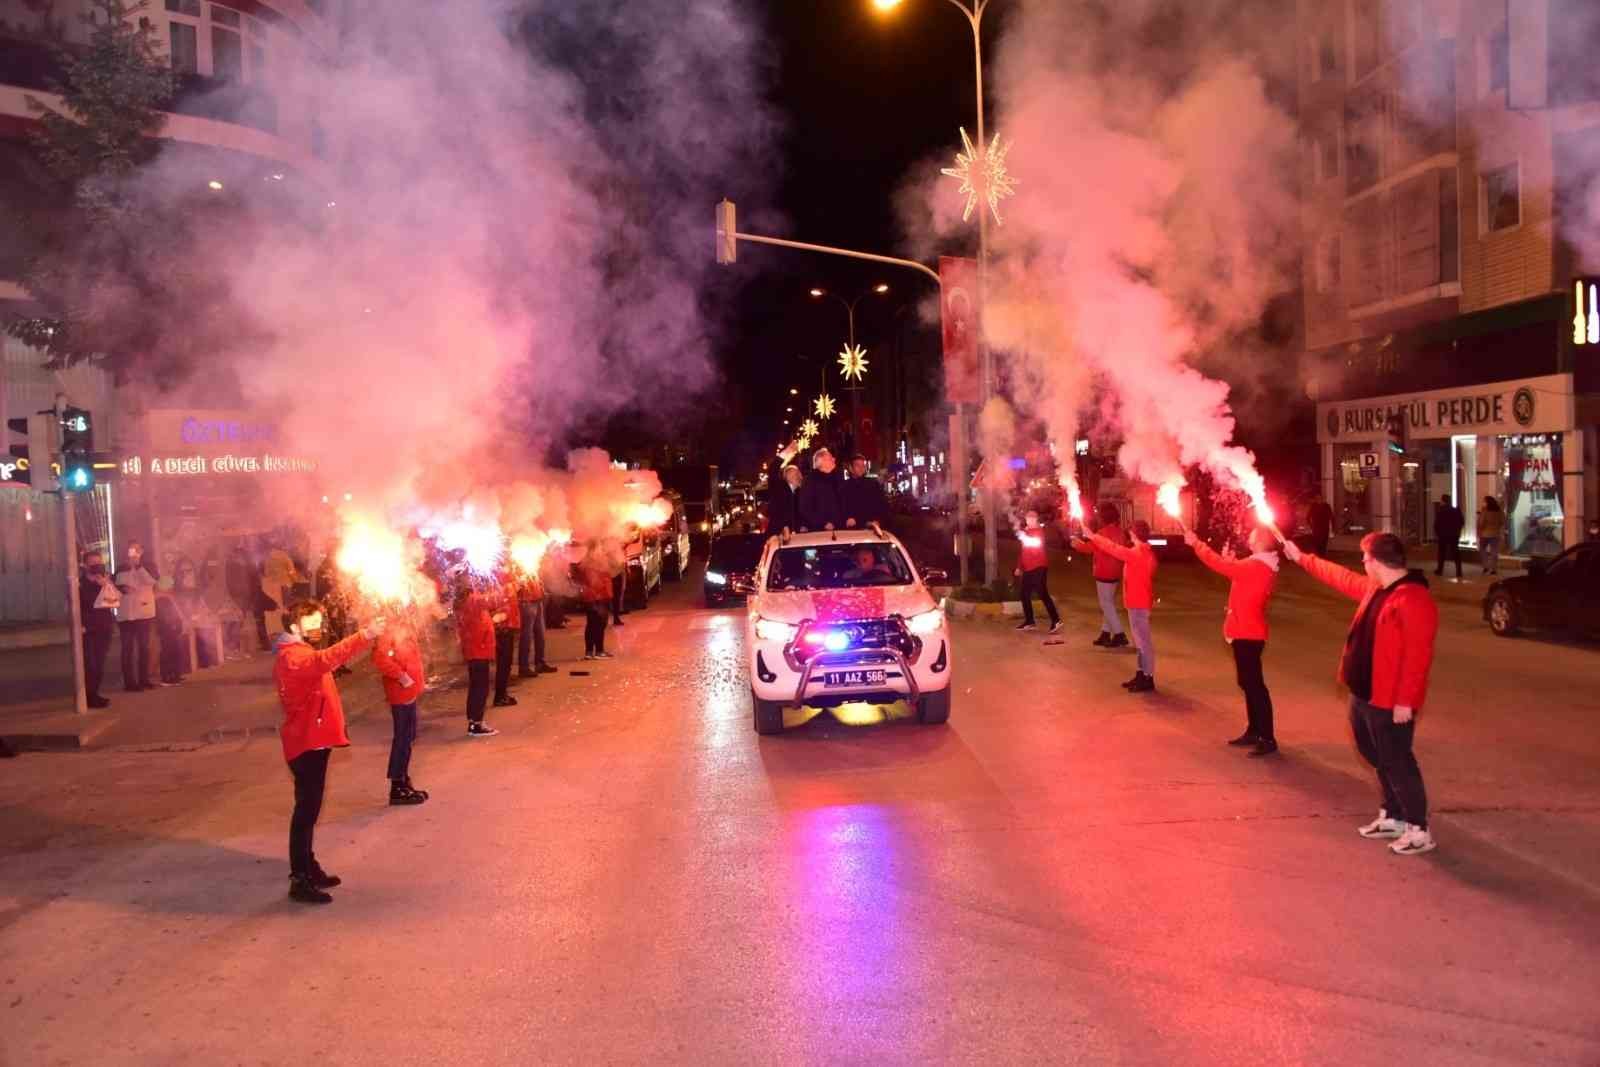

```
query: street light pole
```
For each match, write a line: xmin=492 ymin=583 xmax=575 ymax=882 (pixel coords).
xmin=811 ymin=285 xmax=888 ymax=459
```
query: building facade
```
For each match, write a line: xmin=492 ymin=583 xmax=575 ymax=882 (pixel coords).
xmin=1297 ymin=0 xmax=1600 ymax=556
xmin=0 ymin=0 xmax=339 ymax=622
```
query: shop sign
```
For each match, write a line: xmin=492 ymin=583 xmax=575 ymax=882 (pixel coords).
xmin=0 ymin=457 xmax=25 ymax=485
xmin=1359 ymin=451 xmax=1380 ymax=476
xmin=141 ymin=410 xmax=282 ymax=453
xmin=120 ymin=453 xmax=317 ymax=477
xmin=1317 ymin=373 xmax=1572 ymax=443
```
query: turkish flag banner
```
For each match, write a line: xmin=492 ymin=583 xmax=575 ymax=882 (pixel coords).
xmin=940 ymin=256 xmax=980 ymax=405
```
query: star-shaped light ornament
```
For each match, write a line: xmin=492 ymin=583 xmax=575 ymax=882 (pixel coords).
xmin=940 ymin=127 xmax=1018 ymax=225
xmin=838 ymin=343 xmax=869 ymax=382
xmin=800 ymin=418 xmax=820 ymax=438
xmin=814 ymin=393 xmax=836 ymax=420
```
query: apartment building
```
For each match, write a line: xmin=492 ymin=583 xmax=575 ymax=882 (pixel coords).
xmin=1298 ymin=0 xmax=1600 ymax=556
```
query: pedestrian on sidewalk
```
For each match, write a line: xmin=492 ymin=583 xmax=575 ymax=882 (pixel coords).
xmin=1070 ymin=503 xmax=1129 ymax=648
xmin=1284 ymin=534 xmax=1440 ymax=855
xmin=79 ymin=549 xmax=118 ymax=709
xmin=1433 ymin=495 xmax=1464 ymax=579
xmin=226 ymin=540 xmax=269 ymax=651
xmin=1476 ymin=496 xmax=1505 ymax=576
xmin=1185 ymin=525 xmax=1282 ymax=756
xmin=492 ymin=572 xmax=519 ymax=708
xmin=114 ymin=541 xmax=157 ymax=692
xmin=274 ymin=599 xmax=384 ymax=904
xmin=580 ymin=544 xmax=614 ymax=660
xmin=1013 ymin=510 xmax=1060 ymax=634
xmin=517 ymin=570 xmax=556 ymax=677
xmin=1307 ymin=496 xmax=1334 ymax=557
xmin=455 ymin=581 xmax=498 ymax=738
xmin=373 ymin=617 xmax=429 ymax=806
xmin=1088 ymin=520 xmax=1159 ymax=692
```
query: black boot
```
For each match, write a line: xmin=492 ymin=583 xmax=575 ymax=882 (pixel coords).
xmin=289 ymin=874 xmax=333 ymax=904
xmin=1227 ymin=731 xmax=1258 ymax=746
xmin=1109 ymin=633 xmax=1129 ymax=648
xmin=390 ymin=779 xmax=427 ymax=805
xmin=1247 ymin=739 xmax=1279 ymax=757
xmin=1121 ymin=673 xmax=1144 ymax=689
xmin=402 ymin=776 xmax=429 ymax=801
xmin=1127 ymin=674 xmax=1155 ymax=693
xmin=307 ymin=861 xmax=341 ymax=889
xmin=1093 ymin=631 xmax=1111 ymax=647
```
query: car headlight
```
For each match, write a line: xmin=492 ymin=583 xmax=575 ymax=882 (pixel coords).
xmin=706 ymin=570 xmax=727 ymax=585
xmin=754 ymin=616 xmax=798 ymax=642
xmin=906 ymin=607 xmax=946 ymax=635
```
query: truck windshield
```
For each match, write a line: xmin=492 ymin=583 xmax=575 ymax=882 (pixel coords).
xmin=767 ymin=543 xmax=913 ymax=591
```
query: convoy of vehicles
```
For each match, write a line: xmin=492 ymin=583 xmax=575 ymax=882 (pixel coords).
xmin=743 ymin=530 xmax=952 ymax=736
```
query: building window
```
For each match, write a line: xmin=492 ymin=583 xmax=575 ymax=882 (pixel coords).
xmin=212 ymin=22 xmax=242 ymax=81
xmin=1481 ymin=163 xmax=1521 ymax=233
xmin=165 ymin=0 xmax=200 ymax=15
xmin=209 ymin=3 xmax=240 ymax=27
xmin=1316 ymin=235 xmax=1342 ymax=294
xmin=1487 ymin=22 xmax=1509 ymax=94
xmin=1550 ymin=0 xmax=1600 ymax=105
xmin=1312 ymin=122 xmax=1341 ymax=184
xmin=168 ymin=21 xmax=198 ymax=74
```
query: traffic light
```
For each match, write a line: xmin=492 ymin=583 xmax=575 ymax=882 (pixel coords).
xmin=1384 ymin=410 xmax=1407 ymax=456
xmin=59 ymin=406 xmax=93 ymax=492
xmin=715 ymin=199 xmax=737 ymax=265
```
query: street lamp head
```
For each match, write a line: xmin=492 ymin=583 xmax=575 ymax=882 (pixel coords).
xmin=873 ymin=283 xmax=890 ymax=294
xmin=809 ymin=288 xmax=825 ymax=298
xmin=871 ymin=0 xmax=904 ymax=11
xmin=789 ymin=387 xmax=799 ymax=395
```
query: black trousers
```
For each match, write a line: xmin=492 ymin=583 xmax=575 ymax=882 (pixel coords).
xmin=158 ymin=622 xmax=186 ymax=683
xmin=1350 ymin=697 xmax=1428 ymax=828
xmin=518 ymin=600 xmax=547 ymax=669
xmin=584 ymin=604 xmax=608 ymax=655
xmin=611 ymin=574 xmax=625 ymax=622
xmin=118 ymin=619 xmax=152 ymax=690
xmin=1435 ymin=540 xmax=1462 ymax=577
xmin=388 ymin=702 xmax=417 ymax=780
xmin=1231 ymin=639 xmax=1274 ymax=742
xmin=1312 ymin=532 xmax=1330 ymax=556
xmin=493 ymin=629 xmax=514 ymax=699
xmin=1019 ymin=567 xmax=1059 ymax=626
xmin=288 ymin=748 xmax=331 ymax=877
xmin=84 ymin=626 xmax=113 ymax=699
xmin=466 ymin=659 xmax=490 ymax=723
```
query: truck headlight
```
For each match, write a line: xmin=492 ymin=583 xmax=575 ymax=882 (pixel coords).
xmin=754 ymin=616 xmax=798 ymax=642
xmin=706 ymin=570 xmax=727 ymax=585
xmin=906 ymin=608 xmax=945 ymax=636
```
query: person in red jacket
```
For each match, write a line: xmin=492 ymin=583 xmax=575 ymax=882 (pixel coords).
xmin=492 ymin=573 xmax=520 ymax=709
xmin=1071 ymin=503 xmax=1129 ymax=648
xmin=579 ymin=544 xmax=615 ymax=660
xmin=1184 ymin=524 xmax=1281 ymax=755
xmin=1013 ymin=510 xmax=1061 ymax=633
xmin=516 ymin=572 xmax=556 ymax=678
xmin=274 ymin=598 xmax=384 ymax=904
xmin=455 ymin=581 xmax=499 ymax=738
xmin=373 ymin=617 xmax=428 ymax=806
xmin=1285 ymin=532 xmax=1440 ymax=856
xmin=1089 ymin=519 xmax=1159 ymax=692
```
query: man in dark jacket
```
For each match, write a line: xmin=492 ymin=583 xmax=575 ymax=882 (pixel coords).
xmin=798 ymin=447 xmax=844 ymax=531
xmin=1307 ymin=497 xmax=1334 ymax=556
xmin=1286 ymin=532 xmax=1440 ymax=856
xmin=79 ymin=550 xmax=117 ymax=708
xmin=1433 ymin=495 xmax=1464 ymax=579
xmin=766 ymin=441 xmax=804 ymax=534
xmin=840 ymin=454 xmax=890 ymax=529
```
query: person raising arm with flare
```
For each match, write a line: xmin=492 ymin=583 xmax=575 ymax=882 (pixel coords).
xmin=1087 ymin=520 xmax=1160 ymax=692
xmin=1183 ymin=523 xmax=1282 ymax=756
xmin=1070 ymin=503 xmax=1129 ymax=649
xmin=1283 ymin=534 xmax=1441 ymax=856
xmin=1013 ymin=510 xmax=1061 ymax=634
xmin=274 ymin=599 xmax=385 ymax=904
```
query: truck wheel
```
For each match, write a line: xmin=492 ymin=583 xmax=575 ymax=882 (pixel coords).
xmin=752 ymin=693 xmax=785 ymax=735
xmin=1486 ymin=592 xmax=1519 ymax=637
xmin=916 ymin=687 xmax=951 ymax=725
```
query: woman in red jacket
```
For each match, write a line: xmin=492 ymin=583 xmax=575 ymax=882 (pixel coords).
xmin=274 ymin=599 xmax=383 ymax=904
xmin=455 ymin=581 xmax=499 ymax=738
xmin=579 ymin=545 xmax=615 ymax=660
xmin=1089 ymin=520 xmax=1159 ymax=692
xmin=1285 ymin=533 xmax=1440 ymax=856
xmin=1185 ymin=524 xmax=1281 ymax=756
xmin=373 ymin=618 xmax=428 ymax=806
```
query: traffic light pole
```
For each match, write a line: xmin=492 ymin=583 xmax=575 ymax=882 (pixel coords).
xmin=56 ymin=396 xmax=87 ymax=716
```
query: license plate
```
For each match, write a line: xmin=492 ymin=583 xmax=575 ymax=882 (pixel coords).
xmin=822 ymin=669 xmax=887 ymax=688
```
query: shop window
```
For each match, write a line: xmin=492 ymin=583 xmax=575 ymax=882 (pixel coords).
xmin=1335 ymin=445 xmax=1376 ymax=536
xmin=1481 ymin=163 xmax=1521 ymax=233
xmin=212 ymin=24 xmax=242 ymax=82
xmin=168 ymin=21 xmax=198 ymax=74
xmin=1502 ymin=433 xmax=1564 ymax=557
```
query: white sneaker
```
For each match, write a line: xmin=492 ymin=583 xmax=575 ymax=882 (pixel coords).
xmin=1357 ymin=809 xmax=1408 ymax=839
xmin=1389 ymin=826 xmax=1436 ymax=855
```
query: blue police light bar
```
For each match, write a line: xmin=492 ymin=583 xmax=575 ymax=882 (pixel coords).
xmin=823 ymin=630 xmax=850 ymax=652
xmin=1007 ymin=457 xmax=1027 ymax=470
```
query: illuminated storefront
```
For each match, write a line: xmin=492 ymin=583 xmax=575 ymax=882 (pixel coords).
xmin=1316 ymin=374 xmax=1583 ymax=557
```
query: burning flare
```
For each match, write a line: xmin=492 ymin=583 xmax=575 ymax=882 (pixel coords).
xmin=1157 ymin=482 xmax=1183 ymax=519
xmin=336 ymin=514 xmax=422 ymax=606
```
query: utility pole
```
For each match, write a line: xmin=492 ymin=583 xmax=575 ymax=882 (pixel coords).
xmin=55 ymin=394 xmax=87 ymax=716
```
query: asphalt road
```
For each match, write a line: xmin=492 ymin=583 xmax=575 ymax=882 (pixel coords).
xmin=3 ymin=552 xmax=1598 ymax=1066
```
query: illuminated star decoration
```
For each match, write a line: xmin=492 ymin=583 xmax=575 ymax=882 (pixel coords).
xmin=814 ymin=393 xmax=836 ymax=420
xmin=800 ymin=418 xmax=820 ymax=438
xmin=940 ymin=126 xmax=1018 ymax=225
xmin=838 ymin=343 xmax=869 ymax=382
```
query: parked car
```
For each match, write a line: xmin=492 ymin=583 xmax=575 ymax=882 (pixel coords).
xmin=621 ymin=526 xmax=663 ymax=611
xmin=657 ymin=492 xmax=692 ymax=582
xmin=1483 ymin=542 xmax=1600 ymax=637
xmin=704 ymin=532 xmax=767 ymax=606
xmin=744 ymin=529 xmax=952 ymax=735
